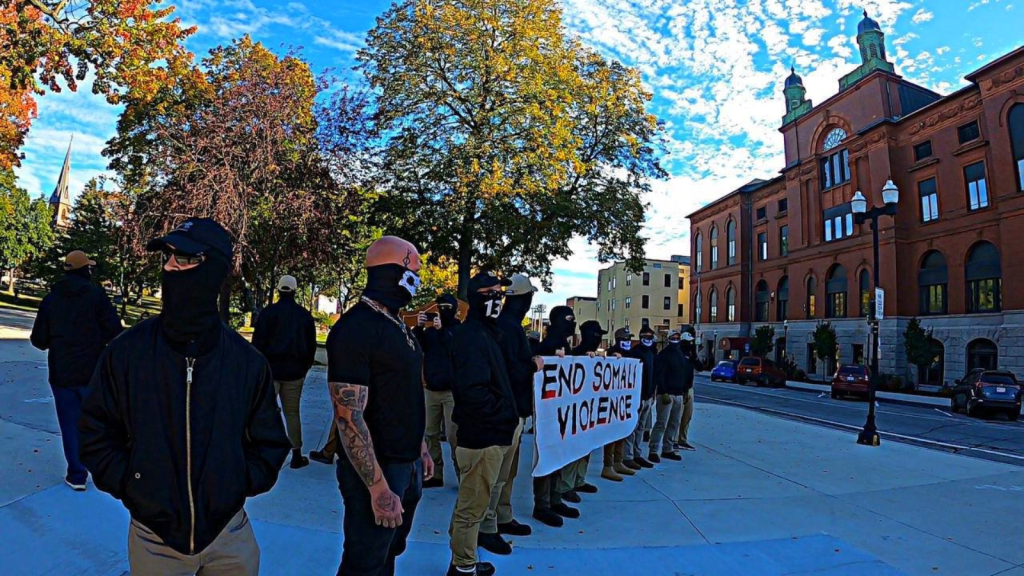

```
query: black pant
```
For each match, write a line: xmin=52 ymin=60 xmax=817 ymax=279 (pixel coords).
xmin=52 ymin=384 xmax=89 ymax=484
xmin=532 ymin=472 xmax=561 ymax=510
xmin=336 ymin=457 xmax=423 ymax=576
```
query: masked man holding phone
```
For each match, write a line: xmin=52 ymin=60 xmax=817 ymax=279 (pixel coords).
xmin=415 ymin=294 xmax=462 ymax=488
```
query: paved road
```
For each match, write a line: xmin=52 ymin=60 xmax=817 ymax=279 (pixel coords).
xmin=695 ymin=373 xmax=1024 ymax=466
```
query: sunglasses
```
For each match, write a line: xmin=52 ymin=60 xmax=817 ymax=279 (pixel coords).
xmin=162 ymin=249 xmax=205 ymax=267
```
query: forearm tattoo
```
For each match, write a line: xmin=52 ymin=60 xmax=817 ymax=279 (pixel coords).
xmin=329 ymin=382 xmax=381 ymax=488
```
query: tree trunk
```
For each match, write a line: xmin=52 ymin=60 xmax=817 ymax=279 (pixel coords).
xmin=6 ymin=268 xmax=15 ymax=295
xmin=457 ymin=211 xmax=474 ymax=301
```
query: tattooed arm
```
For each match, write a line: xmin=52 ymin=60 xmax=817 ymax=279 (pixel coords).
xmin=329 ymin=381 xmax=404 ymax=528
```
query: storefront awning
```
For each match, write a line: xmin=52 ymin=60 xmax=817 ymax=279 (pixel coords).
xmin=719 ymin=337 xmax=751 ymax=351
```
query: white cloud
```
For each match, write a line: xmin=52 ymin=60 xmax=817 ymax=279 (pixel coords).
xmin=911 ymin=8 xmax=934 ymax=23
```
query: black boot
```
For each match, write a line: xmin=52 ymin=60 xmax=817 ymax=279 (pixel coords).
xmin=532 ymin=507 xmax=564 ymax=528
xmin=562 ymin=490 xmax=581 ymax=503
xmin=497 ymin=519 xmax=532 ymax=536
xmin=634 ymin=456 xmax=655 ymax=468
xmin=446 ymin=562 xmax=496 ymax=576
xmin=290 ymin=449 xmax=309 ymax=469
xmin=575 ymin=482 xmax=598 ymax=494
xmin=478 ymin=532 xmax=512 ymax=555
xmin=661 ymin=451 xmax=683 ymax=461
xmin=552 ymin=503 xmax=580 ymax=519
xmin=647 ymin=452 xmax=662 ymax=464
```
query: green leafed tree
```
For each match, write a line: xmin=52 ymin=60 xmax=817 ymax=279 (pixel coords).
xmin=903 ymin=317 xmax=935 ymax=384
xmin=812 ymin=321 xmax=838 ymax=382
xmin=751 ymin=325 xmax=775 ymax=358
xmin=0 ymin=168 xmax=54 ymax=292
xmin=357 ymin=0 xmax=665 ymax=297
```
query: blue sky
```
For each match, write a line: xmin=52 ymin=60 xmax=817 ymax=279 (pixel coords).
xmin=14 ymin=0 xmax=1021 ymax=310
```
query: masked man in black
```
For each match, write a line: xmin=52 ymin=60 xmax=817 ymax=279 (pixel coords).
xmin=556 ymin=320 xmax=607 ymax=501
xmin=80 ymin=218 xmax=291 ymax=575
xmin=600 ymin=328 xmax=640 ymax=481
xmin=416 ymin=294 xmax=462 ymax=489
xmin=673 ymin=328 xmax=702 ymax=452
xmin=648 ymin=330 xmax=688 ymax=464
xmin=529 ymin=306 xmax=582 ymax=527
xmin=622 ymin=326 xmax=657 ymax=469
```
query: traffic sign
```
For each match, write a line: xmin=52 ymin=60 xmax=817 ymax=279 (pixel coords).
xmin=874 ymin=288 xmax=884 ymax=321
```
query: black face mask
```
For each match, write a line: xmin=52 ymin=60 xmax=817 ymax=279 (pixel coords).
xmin=469 ymin=289 xmax=503 ymax=323
xmin=438 ymin=306 xmax=458 ymax=326
xmin=499 ymin=292 xmax=534 ymax=323
xmin=160 ymin=255 xmax=228 ymax=345
xmin=364 ymin=264 xmax=418 ymax=312
xmin=581 ymin=330 xmax=603 ymax=347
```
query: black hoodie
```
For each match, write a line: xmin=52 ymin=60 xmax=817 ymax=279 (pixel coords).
xmin=414 ymin=298 xmax=461 ymax=392
xmin=251 ymin=292 xmax=317 ymax=381
xmin=30 ymin=272 xmax=122 ymax=388
xmin=532 ymin=305 xmax=576 ymax=357
xmin=631 ymin=340 xmax=657 ymax=400
xmin=571 ymin=323 xmax=604 ymax=356
xmin=496 ymin=293 xmax=537 ymax=418
xmin=450 ymin=310 xmax=518 ymax=449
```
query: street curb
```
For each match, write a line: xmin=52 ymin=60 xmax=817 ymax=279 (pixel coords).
xmin=784 ymin=380 xmax=949 ymax=409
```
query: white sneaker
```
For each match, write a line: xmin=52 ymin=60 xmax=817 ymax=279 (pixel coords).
xmin=65 ymin=478 xmax=87 ymax=492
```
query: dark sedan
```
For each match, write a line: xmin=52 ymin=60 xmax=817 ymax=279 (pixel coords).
xmin=951 ymin=370 xmax=1021 ymax=420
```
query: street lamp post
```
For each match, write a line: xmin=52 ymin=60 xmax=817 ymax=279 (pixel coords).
xmin=850 ymin=180 xmax=899 ymax=447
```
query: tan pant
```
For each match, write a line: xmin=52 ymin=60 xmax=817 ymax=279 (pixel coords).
xmin=602 ymin=440 xmax=625 ymax=467
xmin=128 ymin=509 xmax=258 ymax=575
xmin=425 ymin=389 xmax=458 ymax=481
xmin=674 ymin=389 xmax=695 ymax=445
xmin=274 ymin=377 xmax=306 ymax=450
xmin=556 ymin=455 xmax=590 ymax=494
xmin=481 ymin=419 xmax=524 ymax=534
xmin=449 ymin=445 xmax=504 ymax=568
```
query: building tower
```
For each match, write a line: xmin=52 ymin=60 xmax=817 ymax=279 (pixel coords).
xmin=49 ymin=136 xmax=73 ymax=229
xmin=839 ymin=10 xmax=896 ymax=91
xmin=782 ymin=66 xmax=812 ymax=125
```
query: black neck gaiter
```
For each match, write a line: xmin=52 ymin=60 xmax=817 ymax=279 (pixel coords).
xmin=67 ymin=267 xmax=93 ymax=282
xmin=499 ymin=293 xmax=533 ymax=324
xmin=160 ymin=255 xmax=228 ymax=349
xmin=363 ymin=264 xmax=414 ymax=313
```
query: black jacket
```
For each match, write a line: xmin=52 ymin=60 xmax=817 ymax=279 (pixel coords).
xmin=631 ymin=343 xmax=657 ymax=400
xmin=654 ymin=344 xmax=696 ymax=396
xmin=450 ymin=316 xmax=519 ymax=449
xmin=79 ymin=318 xmax=291 ymax=556
xmin=414 ymin=320 xmax=460 ymax=392
xmin=251 ymin=294 xmax=317 ymax=381
xmin=496 ymin=295 xmax=537 ymax=418
xmin=30 ymin=274 xmax=122 ymax=388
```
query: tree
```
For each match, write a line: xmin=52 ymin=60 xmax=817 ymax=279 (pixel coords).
xmin=358 ymin=0 xmax=664 ymax=297
xmin=751 ymin=325 xmax=775 ymax=358
xmin=0 ymin=168 xmax=53 ymax=292
xmin=811 ymin=321 xmax=838 ymax=382
xmin=904 ymin=317 xmax=935 ymax=384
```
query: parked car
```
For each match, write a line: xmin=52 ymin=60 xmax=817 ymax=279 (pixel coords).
xmin=831 ymin=364 xmax=871 ymax=399
xmin=736 ymin=357 xmax=787 ymax=387
xmin=951 ymin=370 xmax=1021 ymax=420
xmin=710 ymin=360 xmax=738 ymax=383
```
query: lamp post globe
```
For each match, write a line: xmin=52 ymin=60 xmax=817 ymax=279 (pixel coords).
xmin=851 ymin=191 xmax=868 ymax=215
xmin=881 ymin=179 xmax=899 ymax=206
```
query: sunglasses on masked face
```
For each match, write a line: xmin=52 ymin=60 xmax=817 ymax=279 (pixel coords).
xmin=162 ymin=249 xmax=206 ymax=267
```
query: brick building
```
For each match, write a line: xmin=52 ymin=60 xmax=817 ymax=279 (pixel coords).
xmin=597 ymin=256 xmax=690 ymax=347
xmin=687 ymin=13 xmax=1024 ymax=387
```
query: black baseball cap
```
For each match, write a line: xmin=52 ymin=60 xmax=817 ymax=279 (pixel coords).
xmin=638 ymin=325 xmax=656 ymax=337
xmin=580 ymin=320 xmax=608 ymax=336
xmin=468 ymin=271 xmax=512 ymax=293
xmin=146 ymin=218 xmax=233 ymax=261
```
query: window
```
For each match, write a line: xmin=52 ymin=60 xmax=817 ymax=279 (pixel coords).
xmin=957 ymin=120 xmax=980 ymax=145
xmin=642 ymin=318 xmax=650 ymax=328
xmin=967 ymin=339 xmax=998 ymax=371
xmin=807 ymin=344 xmax=818 ymax=374
xmin=726 ymin=287 xmax=736 ymax=322
xmin=913 ymin=140 xmax=933 ymax=161
xmin=758 ymin=232 xmax=768 ymax=261
xmin=852 ymin=344 xmax=865 ymax=366
xmin=823 ymin=204 xmax=854 ymax=242
xmin=778 ymin=198 xmax=788 ymax=213
xmin=625 ymin=296 xmax=632 ymax=309
xmin=678 ymin=304 xmax=684 ymax=317
xmin=780 ymin=225 xmax=789 ymax=257
xmin=755 ymin=280 xmax=770 ymax=322
xmin=820 ymin=148 xmax=851 ymax=190
xmin=822 ymin=127 xmax=847 ymax=151
xmin=612 ymin=277 xmax=617 ymax=289
xmin=918 ymin=178 xmax=939 ymax=222
xmin=756 ymin=206 xmax=767 ymax=220
xmin=642 ymin=294 xmax=650 ymax=309
xmin=709 ymin=289 xmax=718 ymax=323
xmin=607 ymin=300 xmax=611 ymax=312
xmin=664 ymin=273 xmax=672 ymax=288
xmin=678 ymin=276 xmax=684 ymax=290
xmin=966 ymin=242 xmax=1001 ymax=313
xmin=918 ymin=251 xmax=947 ymax=315
xmin=1010 ymin=104 xmax=1024 ymax=192
xmin=826 ymin=265 xmax=847 ymax=318
xmin=777 ymin=276 xmax=789 ymax=321
xmin=727 ymin=220 xmax=736 ymax=265
xmin=643 ymin=272 xmax=650 ymax=286
xmin=611 ymin=299 xmax=616 ymax=311
xmin=663 ymin=296 xmax=671 ymax=311
xmin=694 ymin=232 xmax=703 ymax=272
xmin=694 ymin=289 xmax=702 ymax=323
xmin=919 ymin=339 xmax=944 ymax=386
xmin=806 ymin=277 xmax=817 ymax=319
xmin=964 ymin=162 xmax=989 ymax=211
xmin=626 ymin=273 xmax=632 ymax=286
xmin=859 ymin=270 xmax=871 ymax=318
xmin=710 ymin=226 xmax=719 ymax=270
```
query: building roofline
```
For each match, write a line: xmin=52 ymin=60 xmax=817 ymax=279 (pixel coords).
xmin=686 ymin=175 xmax=785 ymax=219
xmin=966 ymin=45 xmax=1024 ymax=81
xmin=567 ymin=296 xmax=597 ymax=301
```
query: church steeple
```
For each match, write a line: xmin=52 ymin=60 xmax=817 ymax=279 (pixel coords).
xmin=782 ymin=66 xmax=812 ymax=125
xmin=839 ymin=9 xmax=896 ymax=91
xmin=49 ymin=136 xmax=73 ymax=229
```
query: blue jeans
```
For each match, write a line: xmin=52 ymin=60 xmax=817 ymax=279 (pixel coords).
xmin=336 ymin=457 xmax=423 ymax=576
xmin=52 ymin=384 xmax=89 ymax=484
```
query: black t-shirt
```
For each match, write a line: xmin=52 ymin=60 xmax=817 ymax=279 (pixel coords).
xmin=326 ymin=301 xmax=425 ymax=465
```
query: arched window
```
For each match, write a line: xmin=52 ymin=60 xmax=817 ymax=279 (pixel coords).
xmin=710 ymin=226 xmax=719 ymax=270
xmin=806 ymin=277 xmax=817 ymax=319
xmin=694 ymin=289 xmax=702 ymax=324
xmin=820 ymin=127 xmax=851 ymax=191
xmin=1010 ymin=104 xmax=1024 ymax=192
xmin=726 ymin=287 xmax=736 ymax=322
xmin=826 ymin=265 xmax=847 ymax=318
xmin=755 ymin=280 xmax=770 ymax=322
xmin=709 ymin=288 xmax=719 ymax=323
xmin=919 ymin=251 xmax=948 ymax=315
xmin=727 ymin=220 xmax=737 ymax=266
xmin=966 ymin=242 xmax=1001 ymax=313
xmin=967 ymin=339 xmax=999 ymax=371
xmin=919 ymin=338 xmax=944 ymax=386
xmin=777 ymin=276 xmax=789 ymax=321
xmin=694 ymin=232 xmax=703 ymax=272
xmin=858 ymin=270 xmax=871 ymax=318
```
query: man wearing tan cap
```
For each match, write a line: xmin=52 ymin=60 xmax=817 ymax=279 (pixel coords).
xmin=31 ymin=250 xmax=122 ymax=491
xmin=252 ymin=274 xmax=318 ymax=469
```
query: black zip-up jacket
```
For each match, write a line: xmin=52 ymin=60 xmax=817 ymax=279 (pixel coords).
xmin=497 ymin=296 xmax=537 ymax=419
xmin=450 ymin=316 xmax=518 ymax=449
xmin=631 ymin=343 xmax=657 ymax=400
xmin=30 ymin=274 xmax=122 ymax=388
xmin=79 ymin=318 xmax=291 ymax=555
xmin=251 ymin=294 xmax=317 ymax=381
xmin=654 ymin=344 xmax=696 ymax=396
xmin=414 ymin=320 xmax=460 ymax=392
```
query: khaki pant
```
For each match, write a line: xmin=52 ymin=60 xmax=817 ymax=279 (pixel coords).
xmin=128 ymin=509 xmax=258 ymax=575
xmin=674 ymin=389 xmax=695 ymax=445
xmin=481 ymin=419 xmax=524 ymax=534
xmin=425 ymin=389 xmax=458 ymax=481
xmin=557 ymin=455 xmax=590 ymax=494
xmin=274 ymin=377 xmax=306 ymax=450
xmin=602 ymin=440 xmax=625 ymax=468
xmin=449 ymin=445 xmax=504 ymax=568
xmin=649 ymin=393 xmax=683 ymax=455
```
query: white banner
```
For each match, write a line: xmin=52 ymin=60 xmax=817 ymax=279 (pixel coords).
xmin=531 ymin=356 xmax=643 ymax=477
